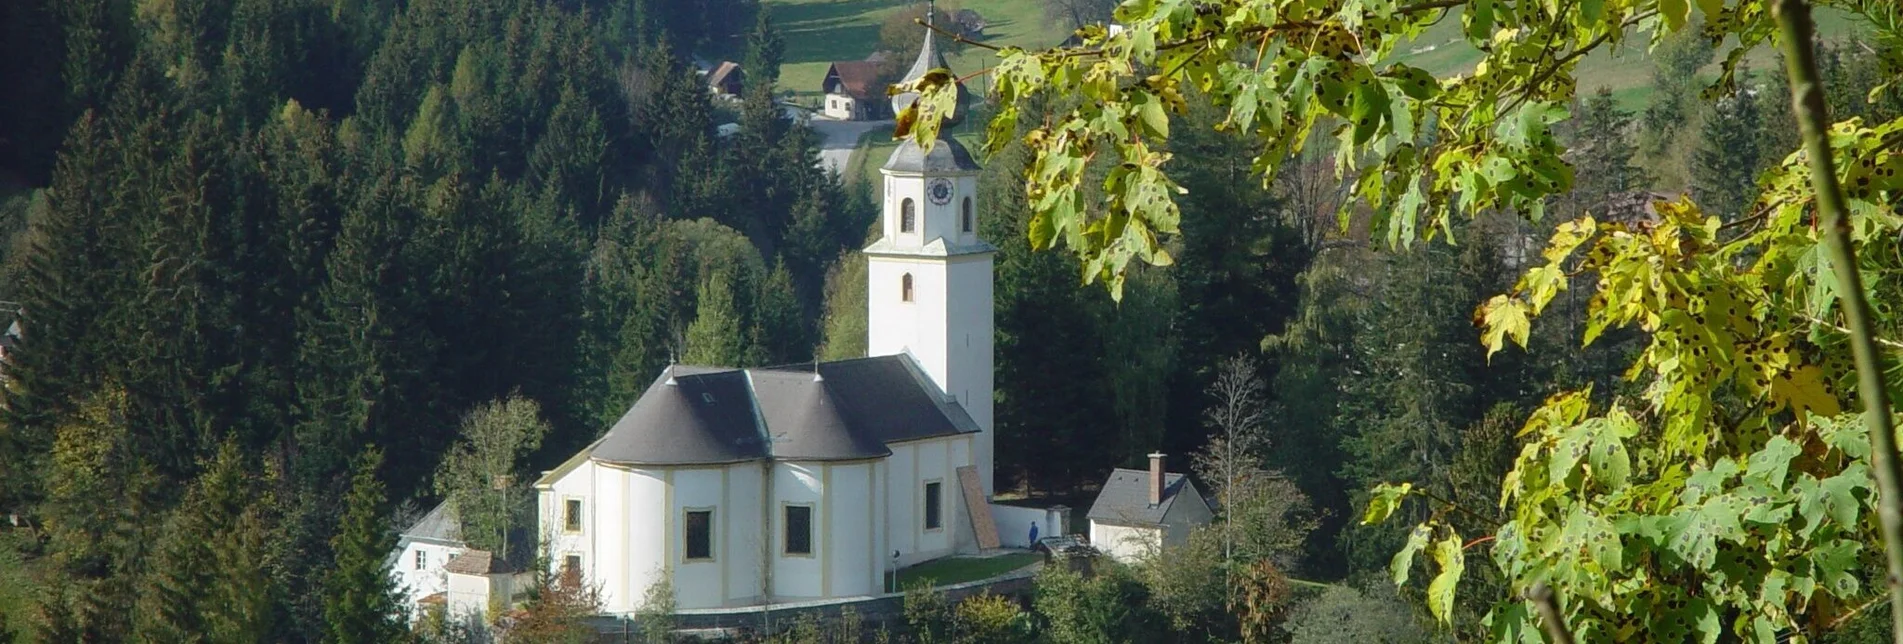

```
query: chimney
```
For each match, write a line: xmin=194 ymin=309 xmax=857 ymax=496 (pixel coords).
xmin=1148 ymin=452 xmax=1166 ymax=506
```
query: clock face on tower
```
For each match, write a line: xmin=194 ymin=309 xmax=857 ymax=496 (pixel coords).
xmin=927 ymin=178 xmax=954 ymax=205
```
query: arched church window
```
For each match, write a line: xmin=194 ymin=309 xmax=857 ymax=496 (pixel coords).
xmin=901 ymin=273 xmax=914 ymax=302
xmin=961 ymin=197 xmax=973 ymax=233
xmin=901 ymin=198 xmax=917 ymax=233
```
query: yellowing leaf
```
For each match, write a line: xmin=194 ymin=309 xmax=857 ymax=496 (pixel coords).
xmin=1770 ymin=364 xmax=1841 ymax=419
xmin=1477 ymin=295 xmax=1532 ymax=360
xmin=1391 ymin=524 xmax=1431 ymax=586
xmin=1427 ymin=531 xmax=1465 ymax=625
xmin=1362 ymin=482 xmax=1413 ymax=525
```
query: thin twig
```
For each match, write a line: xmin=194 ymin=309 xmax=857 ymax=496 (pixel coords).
xmin=1801 ymin=314 xmax=1903 ymax=350
xmin=1500 ymin=11 xmax=1655 ymax=114
xmin=1413 ymin=487 xmax=1502 ymax=529
xmin=1775 ymin=2 xmax=1903 ymax=643
xmin=1041 ymin=0 xmax=1465 ymax=62
xmin=1828 ymin=595 xmax=1893 ymax=631
xmin=918 ymin=19 xmax=1002 ymax=51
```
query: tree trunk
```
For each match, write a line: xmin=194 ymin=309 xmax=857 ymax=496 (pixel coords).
xmin=1774 ymin=2 xmax=1903 ymax=641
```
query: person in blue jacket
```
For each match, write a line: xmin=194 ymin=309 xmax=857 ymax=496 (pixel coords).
xmin=1028 ymin=521 xmax=1040 ymax=547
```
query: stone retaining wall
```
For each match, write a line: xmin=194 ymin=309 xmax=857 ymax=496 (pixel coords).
xmin=583 ymin=564 xmax=1040 ymax=642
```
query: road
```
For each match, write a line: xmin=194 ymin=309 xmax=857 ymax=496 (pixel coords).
xmin=808 ymin=117 xmax=892 ymax=177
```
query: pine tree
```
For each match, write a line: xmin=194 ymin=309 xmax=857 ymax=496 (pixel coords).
xmin=324 ymin=448 xmax=407 ymax=644
xmin=1570 ymin=87 xmax=1648 ymax=216
xmin=682 ymin=268 xmax=749 ymax=367
xmin=1689 ymin=84 xmax=1764 ymax=221
xmin=748 ymin=259 xmax=810 ymax=365
xmin=742 ymin=7 xmax=784 ymax=88
xmin=135 ymin=441 xmax=280 ymax=642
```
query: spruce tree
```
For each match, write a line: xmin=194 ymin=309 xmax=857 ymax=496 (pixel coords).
xmin=1570 ymin=87 xmax=1648 ymax=215
xmin=748 ymin=259 xmax=809 ymax=365
xmin=323 ymin=448 xmax=407 ymax=644
xmin=742 ymin=7 xmax=784 ymax=88
xmin=682 ymin=268 xmax=749 ymax=367
xmin=1690 ymin=86 xmax=1764 ymax=221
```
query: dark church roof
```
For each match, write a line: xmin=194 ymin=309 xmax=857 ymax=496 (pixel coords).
xmin=588 ymin=355 xmax=978 ymax=467
xmin=890 ymin=17 xmax=971 ymax=124
xmin=593 ymin=368 xmax=772 ymax=465
xmin=883 ymin=136 xmax=981 ymax=173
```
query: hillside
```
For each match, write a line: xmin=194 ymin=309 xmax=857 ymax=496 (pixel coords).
xmin=765 ymin=1 xmax=1870 ymax=111
xmin=765 ymin=0 xmax=1070 ymax=102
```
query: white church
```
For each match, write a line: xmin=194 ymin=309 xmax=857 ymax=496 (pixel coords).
xmin=531 ymin=29 xmax=1001 ymax=612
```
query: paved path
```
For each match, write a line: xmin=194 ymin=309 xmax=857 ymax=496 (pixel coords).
xmin=808 ymin=117 xmax=892 ymax=176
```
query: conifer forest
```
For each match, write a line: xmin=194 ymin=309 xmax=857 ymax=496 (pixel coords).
xmin=3 ymin=0 xmax=1903 ymax=641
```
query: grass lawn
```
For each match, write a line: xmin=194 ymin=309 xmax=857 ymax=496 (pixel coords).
xmin=895 ymin=552 xmax=1041 ymax=589
xmin=1393 ymin=7 xmax=1869 ymax=109
xmin=766 ymin=0 xmax=1068 ymax=103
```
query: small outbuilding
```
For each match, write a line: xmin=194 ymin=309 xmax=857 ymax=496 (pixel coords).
xmin=445 ymin=549 xmax=517 ymax=622
xmin=1085 ymin=453 xmax=1214 ymax=563
xmin=707 ymin=61 xmax=744 ymax=97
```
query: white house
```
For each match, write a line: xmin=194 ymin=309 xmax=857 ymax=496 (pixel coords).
xmin=535 ymin=31 xmax=997 ymax=613
xmin=390 ymin=502 xmax=468 ymax=621
xmin=1086 ymin=453 xmax=1214 ymax=563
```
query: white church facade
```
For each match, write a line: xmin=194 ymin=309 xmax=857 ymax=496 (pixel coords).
xmin=532 ymin=27 xmax=996 ymax=613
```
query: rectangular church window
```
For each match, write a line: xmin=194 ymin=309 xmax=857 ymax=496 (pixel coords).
xmin=784 ymin=505 xmax=813 ymax=555
xmin=564 ymin=498 xmax=583 ymax=533
xmin=685 ymin=510 xmax=713 ymax=560
xmin=924 ymin=481 xmax=943 ymax=530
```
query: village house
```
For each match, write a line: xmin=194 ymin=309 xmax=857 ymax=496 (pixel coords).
xmin=1086 ymin=453 xmax=1214 ymax=562
xmin=389 ymin=502 xmax=466 ymax=621
xmin=820 ymin=59 xmax=885 ymax=121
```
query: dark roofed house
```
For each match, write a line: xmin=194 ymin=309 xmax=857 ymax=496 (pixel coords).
xmin=821 ymin=60 xmax=888 ymax=121
xmin=1086 ymin=453 xmax=1214 ymax=562
xmin=954 ymin=9 xmax=986 ymax=37
xmin=707 ymin=60 xmax=743 ymax=97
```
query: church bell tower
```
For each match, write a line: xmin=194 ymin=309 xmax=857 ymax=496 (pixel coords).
xmin=866 ymin=10 xmax=996 ymax=494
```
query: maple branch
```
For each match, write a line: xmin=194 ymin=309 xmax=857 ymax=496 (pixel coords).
xmin=1414 ymin=487 xmax=1501 ymax=529
xmin=918 ymin=19 xmax=1001 ymax=51
xmin=1776 ymin=3 xmax=1903 ymax=643
xmin=1500 ymin=11 xmax=1655 ymax=115
xmin=1529 ymin=584 xmax=1579 ymax=644
xmin=1044 ymin=0 xmax=1465 ymax=61
xmin=1800 ymin=314 xmax=1903 ymax=350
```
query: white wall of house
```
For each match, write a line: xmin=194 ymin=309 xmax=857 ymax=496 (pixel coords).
xmin=770 ymin=462 xmax=824 ymax=599
xmin=392 ymin=540 xmax=463 ymax=620
xmin=883 ymin=435 xmax=972 ymax=568
xmin=1090 ymin=521 xmax=1161 ymax=563
xmin=824 ymin=94 xmax=858 ymax=120
xmin=992 ymin=504 xmax=1067 ymax=548
xmin=824 ymin=461 xmax=880 ymax=597
xmin=446 ymin=571 xmax=510 ymax=621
